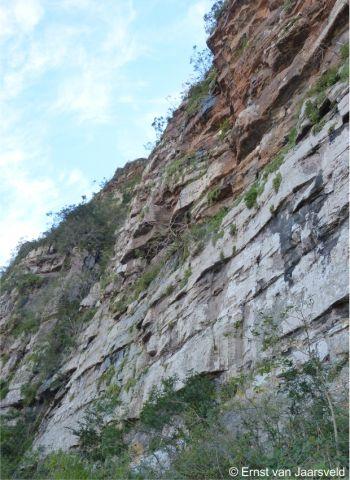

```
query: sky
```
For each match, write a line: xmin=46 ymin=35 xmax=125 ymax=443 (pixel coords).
xmin=0 ymin=0 xmax=213 ymax=267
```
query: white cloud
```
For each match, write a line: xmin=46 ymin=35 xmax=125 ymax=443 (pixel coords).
xmin=0 ymin=0 xmax=212 ymax=266
xmin=13 ymin=0 xmax=44 ymax=32
xmin=0 ymin=0 xmax=146 ymax=265
xmin=0 ymin=0 xmax=44 ymax=41
xmin=54 ymin=70 xmax=112 ymax=123
xmin=0 ymin=155 xmax=59 ymax=266
xmin=0 ymin=144 xmax=93 ymax=266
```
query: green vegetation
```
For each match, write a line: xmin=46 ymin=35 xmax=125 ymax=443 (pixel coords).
xmin=44 ymin=195 xmax=126 ymax=257
xmin=98 ymin=365 xmax=116 ymax=389
xmin=340 ymin=43 xmax=349 ymax=61
xmin=2 ymin=170 xmax=141 ymax=291
xmin=204 ymin=0 xmax=227 ymax=34
xmin=218 ymin=117 xmax=231 ymax=140
xmin=175 ymin=207 xmax=229 ymax=262
xmin=32 ymin=452 xmax=91 ymax=480
xmin=0 ymin=378 xmax=9 ymax=400
xmin=339 ymin=61 xmax=349 ymax=82
xmin=244 ymin=182 xmax=262 ymax=209
xmin=180 ymin=267 xmax=192 ymax=289
xmin=0 ymin=410 xmax=36 ymax=479
xmin=121 ymin=174 xmax=142 ymax=205
xmin=212 ymin=229 xmax=224 ymax=245
xmin=3 ymin=341 xmax=348 ymax=480
xmin=244 ymin=127 xmax=297 ymax=209
xmin=165 ymin=153 xmax=196 ymax=184
xmin=241 ymin=56 xmax=348 ymax=213
xmin=273 ymin=172 xmax=282 ymax=193
xmin=164 ymin=284 xmax=175 ymax=297
xmin=235 ymin=33 xmax=249 ymax=57
xmin=328 ymin=123 xmax=336 ymax=135
xmin=140 ymin=374 xmax=216 ymax=431
xmin=229 ymin=223 xmax=237 ymax=236
xmin=71 ymin=388 xmax=124 ymax=462
xmin=1 ymin=272 xmax=44 ymax=296
xmin=305 ymin=99 xmax=320 ymax=124
xmin=282 ymin=0 xmax=296 ymax=12
xmin=186 ymin=68 xmax=217 ymax=116
xmin=11 ymin=311 xmax=40 ymax=337
xmin=207 ymin=186 xmax=220 ymax=205
xmin=125 ymin=378 xmax=137 ymax=393
xmin=133 ymin=264 xmax=162 ymax=299
xmin=21 ymin=382 xmax=40 ymax=407
xmin=308 ymin=67 xmax=340 ymax=97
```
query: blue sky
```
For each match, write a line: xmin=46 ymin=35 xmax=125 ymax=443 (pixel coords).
xmin=0 ymin=0 xmax=213 ymax=266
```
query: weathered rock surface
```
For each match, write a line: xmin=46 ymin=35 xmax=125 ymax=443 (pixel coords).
xmin=0 ymin=0 xmax=348 ymax=455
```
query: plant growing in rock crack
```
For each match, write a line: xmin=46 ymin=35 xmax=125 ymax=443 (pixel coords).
xmin=282 ymin=0 xmax=296 ymax=13
xmin=229 ymin=223 xmax=237 ymax=236
xmin=235 ymin=33 xmax=249 ymax=57
xmin=273 ymin=172 xmax=282 ymax=192
xmin=243 ymin=126 xmax=298 ymax=210
xmin=0 ymin=379 xmax=9 ymax=400
xmin=207 ymin=186 xmax=221 ymax=205
xmin=218 ymin=117 xmax=231 ymax=140
xmin=165 ymin=153 xmax=196 ymax=185
xmin=180 ymin=267 xmax=192 ymax=289
xmin=244 ymin=182 xmax=261 ymax=209
xmin=184 ymin=68 xmax=217 ymax=116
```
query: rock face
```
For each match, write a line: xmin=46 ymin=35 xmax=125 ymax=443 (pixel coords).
xmin=0 ymin=0 xmax=349 ymax=456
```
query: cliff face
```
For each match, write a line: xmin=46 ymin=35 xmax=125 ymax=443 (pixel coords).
xmin=1 ymin=0 xmax=349 ymax=465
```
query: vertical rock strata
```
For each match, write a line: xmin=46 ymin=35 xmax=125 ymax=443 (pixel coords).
xmin=0 ymin=0 xmax=349 ymax=453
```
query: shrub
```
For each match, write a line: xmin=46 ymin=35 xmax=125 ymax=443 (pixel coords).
xmin=244 ymin=183 xmax=259 ymax=208
xmin=212 ymin=229 xmax=224 ymax=245
xmin=133 ymin=264 xmax=162 ymax=299
xmin=190 ymin=46 xmax=213 ymax=80
xmin=204 ymin=0 xmax=227 ymax=34
xmin=339 ymin=62 xmax=349 ymax=82
xmin=305 ymin=99 xmax=320 ymax=125
xmin=140 ymin=374 xmax=216 ymax=431
xmin=308 ymin=67 xmax=339 ymax=97
xmin=36 ymin=452 xmax=91 ymax=480
xmin=21 ymin=382 xmax=39 ymax=407
xmin=11 ymin=311 xmax=40 ymax=337
xmin=283 ymin=0 xmax=296 ymax=12
xmin=180 ymin=267 xmax=192 ymax=289
xmin=340 ymin=43 xmax=349 ymax=61
xmin=45 ymin=195 xmax=126 ymax=257
xmin=273 ymin=172 xmax=282 ymax=193
xmin=0 ymin=379 xmax=9 ymax=400
xmin=0 ymin=410 xmax=34 ymax=479
xmin=218 ymin=118 xmax=231 ymax=140
xmin=152 ymin=116 xmax=167 ymax=141
xmin=235 ymin=33 xmax=249 ymax=57
xmin=1 ymin=272 xmax=44 ymax=296
xmin=1 ymin=188 xmax=135 ymax=286
xmin=207 ymin=186 xmax=220 ymax=205
xmin=165 ymin=154 xmax=196 ymax=184
xmin=229 ymin=224 xmax=237 ymax=236
xmin=72 ymin=389 xmax=123 ymax=461
xmin=186 ymin=68 xmax=217 ymax=116
xmin=165 ymin=284 xmax=175 ymax=296
xmin=31 ymin=297 xmax=85 ymax=381
xmin=174 ymin=208 xmax=228 ymax=264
